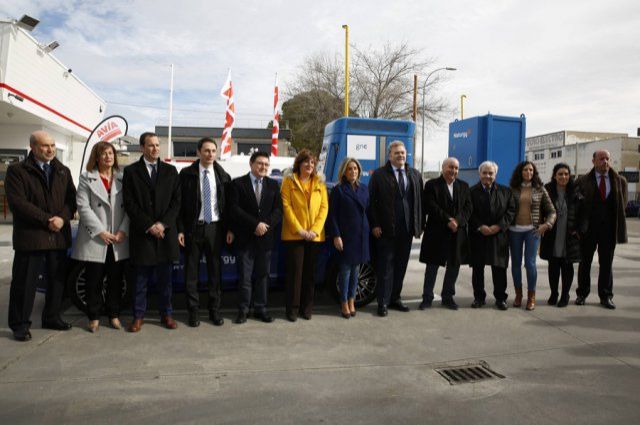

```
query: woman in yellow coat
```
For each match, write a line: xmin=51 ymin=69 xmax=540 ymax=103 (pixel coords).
xmin=281 ymin=149 xmax=329 ymax=321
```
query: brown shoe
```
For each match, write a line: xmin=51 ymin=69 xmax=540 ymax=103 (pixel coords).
xmin=340 ymin=302 xmax=351 ymax=319
xmin=526 ymin=290 xmax=536 ymax=311
xmin=127 ymin=318 xmax=144 ymax=333
xmin=162 ymin=315 xmax=178 ymax=330
xmin=348 ymin=298 xmax=356 ymax=317
xmin=514 ymin=287 xmax=523 ymax=307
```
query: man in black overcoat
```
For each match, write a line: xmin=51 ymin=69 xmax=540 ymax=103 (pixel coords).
xmin=177 ymin=138 xmax=231 ymax=327
xmin=468 ymin=161 xmax=516 ymax=310
xmin=228 ymin=152 xmax=282 ymax=324
xmin=369 ymin=141 xmax=423 ymax=317
xmin=123 ymin=132 xmax=181 ymax=332
xmin=5 ymin=131 xmax=77 ymax=341
xmin=419 ymin=157 xmax=472 ymax=310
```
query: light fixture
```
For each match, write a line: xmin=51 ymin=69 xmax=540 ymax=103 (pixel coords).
xmin=8 ymin=93 xmax=25 ymax=102
xmin=17 ymin=15 xmax=39 ymax=32
xmin=43 ymin=41 xmax=59 ymax=52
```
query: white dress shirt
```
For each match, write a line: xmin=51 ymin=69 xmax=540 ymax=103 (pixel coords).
xmin=198 ymin=163 xmax=219 ymax=222
xmin=143 ymin=157 xmax=157 ymax=178
xmin=394 ymin=166 xmax=408 ymax=191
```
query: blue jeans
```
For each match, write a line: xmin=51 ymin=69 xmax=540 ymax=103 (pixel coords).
xmin=338 ymin=262 xmax=359 ymax=303
xmin=508 ymin=230 xmax=540 ymax=291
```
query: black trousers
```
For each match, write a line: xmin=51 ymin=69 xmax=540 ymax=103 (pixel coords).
xmin=237 ymin=245 xmax=272 ymax=314
xmin=184 ymin=222 xmax=222 ymax=312
xmin=8 ymin=250 xmax=67 ymax=332
xmin=471 ymin=265 xmax=508 ymax=303
xmin=84 ymin=245 xmax=126 ymax=320
xmin=577 ymin=226 xmax=615 ymax=300
xmin=422 ymin=263 xmax=459 ymax=303
xmin=548 ymin=258 xmax=574 ymax=298
xmin=284 ymin=240 xmax=320 ymax=317
xmin=375 ymin=226 xmax=413 ymax=307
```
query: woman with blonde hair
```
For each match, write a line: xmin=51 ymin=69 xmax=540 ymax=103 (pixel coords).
xmin=281 ymin=149 xmax=328 ymax=321
xmin=72 ymin=141 xmax=129 ymax=332
xmin=327 ymin=157 xmax=370 ymax=318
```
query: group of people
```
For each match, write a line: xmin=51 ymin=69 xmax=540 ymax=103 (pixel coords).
xmin=5 ymin=131 xmax=628 ymax=342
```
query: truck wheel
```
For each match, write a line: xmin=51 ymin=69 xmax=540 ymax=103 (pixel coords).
xmin=326 ymin=260 xmax=377 ymax=307
xmin=66 ymin=262 xmax=131 ymax=313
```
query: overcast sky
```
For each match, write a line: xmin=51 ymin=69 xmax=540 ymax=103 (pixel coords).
xmin=2 ymin=0 xmax=639 ymax=169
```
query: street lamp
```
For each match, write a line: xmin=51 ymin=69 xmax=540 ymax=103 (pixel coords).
xmin=420 ymin=67 xmax=456 ymax=174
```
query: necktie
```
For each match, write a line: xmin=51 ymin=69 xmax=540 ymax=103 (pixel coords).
xmin=255 ymin=178 xmax=262 ymax=204
xmin=42 ymin=163 xmax=51 ymax=188
xmin=203 ymin=169 xmax=212 ymax=223
xmin=150 ymin=164 xmax=158 ymax=186
xmin=398 ymin=169 xmax=406 ymax=197
xmin=599 ymin=174 xmax=606 ymax=201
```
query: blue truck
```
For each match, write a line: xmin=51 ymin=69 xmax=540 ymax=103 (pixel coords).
xmin=65 ymin=117 xmax=416 ymax=312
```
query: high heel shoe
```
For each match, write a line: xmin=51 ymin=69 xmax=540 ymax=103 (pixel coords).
xmin=348 ymin=298 xmax=356 ymax=317
xmin=340 ymin=302 xmax=351 ymax=319
xmin=87 ymin=320 xmax=99 ymax=333
xmin=109 ymin=317 xmax=122 ymax=330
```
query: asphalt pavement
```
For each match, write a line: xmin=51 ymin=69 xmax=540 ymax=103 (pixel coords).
xmin=0 ymin=220 xmax=639 ymax=424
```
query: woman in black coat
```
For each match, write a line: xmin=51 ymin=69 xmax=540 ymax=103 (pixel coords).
xmin=327 ymin=157 xmax=370 ymax=318
xmin=540 ymin=163 xmax=582 ymax=307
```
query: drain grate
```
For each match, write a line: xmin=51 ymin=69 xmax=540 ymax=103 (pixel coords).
xmin=435 ymin=361 xmax=504 ymax=385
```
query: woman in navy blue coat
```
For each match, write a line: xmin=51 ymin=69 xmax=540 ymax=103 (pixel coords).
xmin=327 ymin=157 xmax=370 ymax=318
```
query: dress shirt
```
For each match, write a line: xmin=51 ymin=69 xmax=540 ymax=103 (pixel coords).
xmin=595 ymin=171 xmax=611 ymax=198
xmin=143 ymin=157 xmax=157 ymax=178
xmin=447 ymin=180 xmax=454 ymax=198
xmin=198 ymin=163 xmax=219 ymax=222
xmin=250 ymin=172 xmax=263 ymax=201
xmin=394 ymin=166 xmax=408 ymax=191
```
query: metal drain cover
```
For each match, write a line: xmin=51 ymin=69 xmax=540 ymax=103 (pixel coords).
xmin=435 ymin=361 xmax=504 ymax=385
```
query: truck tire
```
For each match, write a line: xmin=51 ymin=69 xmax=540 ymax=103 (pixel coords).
xmin=325 ymin=259 xmax=377 ymax=307
xmin=66 ymin=261 xmax=131 ymax=313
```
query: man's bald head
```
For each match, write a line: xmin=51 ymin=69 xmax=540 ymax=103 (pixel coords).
xmin=29 ymin=131 xmax=56 ymax=163
xmin=592 ymin=149 xmax=611 ymax=174
xmin=441 ymin=157 xmax=459 ymax=184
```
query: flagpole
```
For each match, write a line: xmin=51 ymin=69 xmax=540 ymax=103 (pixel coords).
xmin=167 ymin=63 xmax=174 ymax=160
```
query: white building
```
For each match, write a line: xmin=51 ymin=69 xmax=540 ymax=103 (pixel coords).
xmin=526 ymin=130 xmax=640 ymax=201
xmin=0 ymin=17 xmax=106 ymax=186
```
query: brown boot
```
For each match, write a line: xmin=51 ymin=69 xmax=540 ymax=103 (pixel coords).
xmin=348 ymin=298 xmax=356 ymax=317
xmin=526 ymin=290 xmax=536 ymax=311
xmin=514 ymin=287 xmax=523 ymax=307
xmin=340 ymin=302 xmax=351 ymax=319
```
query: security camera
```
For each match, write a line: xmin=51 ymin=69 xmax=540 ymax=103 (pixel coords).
xmin=67 ymin=69 xmax=72 ymax=73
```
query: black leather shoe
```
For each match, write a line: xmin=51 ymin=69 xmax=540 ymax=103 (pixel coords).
xmin=442 ymin=299 xmax=459 ymax=310
xmin=471 ymin=299 xmax=485 ymax=309
xmin=600 ymin=298 xmax=616 ymax=309
xmin=300 ymin=313 xmax=312 ymax=320
xmin=548 ymin=293 xmax=558 ymax=305
xmin=209 ymin=311 xmax=224 ymax=326
xmin=286 ymin=312 xmax=297 ymax=322
xmin=254 ymin=311 xmax=274 ymax=323
xmin=388 ymin=301 xmax=410 ymax=312
xmin=235 ymin=311 xmax=247 ymax=324
xmin=418 ymin=300 xmax=432 ymax=310
xmin=557 ymin=296 xmax=569 ymax=308
xmin=13 ymin=329 xmax=32 ymax=342
xmin=188 ymin=310 xmax=200 ymax=327
xmin=575 ymin=296 xmax=586 ymax=306
xmin=495 ymin=301 xmax=508 ymax=311
xmin=42 ymin=319 xmax=72 ymax=331
xmin=377 ymin=305 xmax=388 ymax=317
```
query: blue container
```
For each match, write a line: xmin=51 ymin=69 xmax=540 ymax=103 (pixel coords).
xmin=319 ymin=117 xmax=416 ymax=185
xmin=448 ymin=114 xmax=526 ymax=187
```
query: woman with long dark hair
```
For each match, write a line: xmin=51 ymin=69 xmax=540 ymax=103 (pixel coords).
xmin=508 ymin=161 xmax=556 ymax=310
xmin=540 ymin=163 xmax=582 ymax=307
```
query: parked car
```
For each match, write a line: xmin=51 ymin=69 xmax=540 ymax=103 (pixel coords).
xmin=625 ymin=200 xmax=640 ymax=218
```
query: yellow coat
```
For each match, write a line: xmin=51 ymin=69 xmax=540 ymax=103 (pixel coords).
xmin=281 ymin=172 xmax=328 ymax=242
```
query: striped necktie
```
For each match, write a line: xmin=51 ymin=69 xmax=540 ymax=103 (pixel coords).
xmin=203 ymin=169 xmax=213 ymax=223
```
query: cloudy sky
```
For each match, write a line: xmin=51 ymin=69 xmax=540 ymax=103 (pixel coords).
xmin=2 ymin=0 xmax=639 ymax=169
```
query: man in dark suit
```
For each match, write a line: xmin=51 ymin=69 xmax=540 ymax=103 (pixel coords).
xmin=468 ymin=161 xmax=516 ymax=310
xmin=178 ymin=137 xmax=231 ymax=327
xmin=418 ymin=157 xmax=472 ymax=311
xmin=123 ymin=132 xmax=181 ymax=332
xmin=369 ymin=141 xmax=423 ymax=317
xmin=228 ymin=152 xmax=282 ymax=324
xmin=5 ymin=131 xmax=77 ymax=341
xmin=575 ymin=149 xmax=628 ymax=309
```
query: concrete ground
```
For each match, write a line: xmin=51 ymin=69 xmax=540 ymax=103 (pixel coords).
xmin=0 ymin=220 xmax=639 ymax=424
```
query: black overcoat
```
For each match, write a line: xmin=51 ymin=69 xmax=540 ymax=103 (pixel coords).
xmin=468 ymin=182 xmax=516 ymax=268
xmin=123 ymin=157 xmax=180 ymax=265
xmin=539 ymin=182 xmax=582 ymax=262
xmin=228 ymin=173 xmax=282 ymax=250
xmin=419 ymin=176 xmax=472 ymax=266
xmin=326 ymin=182 xmax=371 ymax=265
xmin=368 ymin=162 xmax=423 ymax=239
xmin=5 ymin=152 xmax=76 ymax=251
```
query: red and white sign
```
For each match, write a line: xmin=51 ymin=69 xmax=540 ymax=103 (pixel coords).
xmin=271 ymin=75 xmax=280 ymax=156
xmin=219 ymin=70 xmax=235 ymax=160
xmin=80 ymin=115 xmax=128 ymax=175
